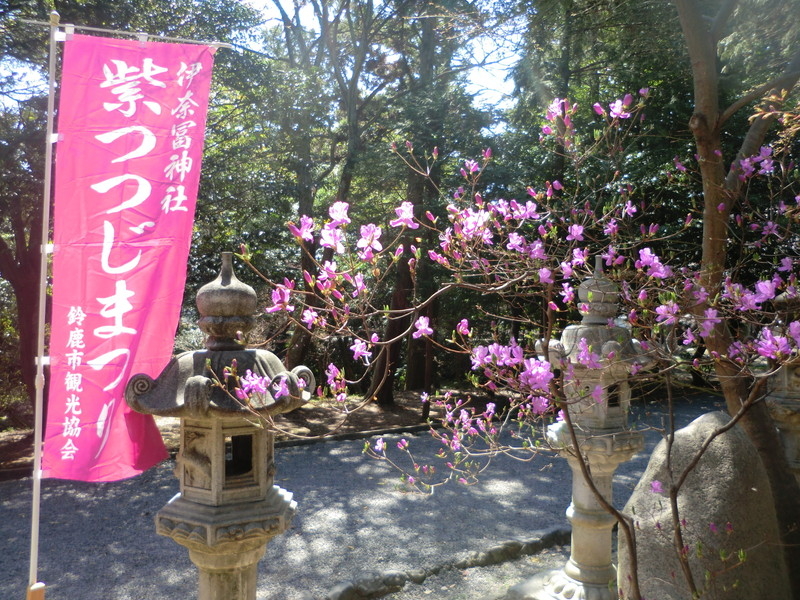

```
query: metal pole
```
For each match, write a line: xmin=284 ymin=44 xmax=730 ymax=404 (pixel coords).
xmin=27 ymin=10 xmax=60 ymax=598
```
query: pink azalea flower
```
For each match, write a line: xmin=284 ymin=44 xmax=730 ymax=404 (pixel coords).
xmin=265 ymin=279 xmax=295 ymax=313
xmin=357 ymin=223 xmax=383 ymax=260
xmin=566 ymin=224 xmax=584 ymax=241
xmin=272 ymin=377 xmax=290 ymax=399
xmin=655 ymin=301 xmax=679 ymax=325
xmin=288 ymin=215 xmax=314 ymax=241
xmin=698 ymin=308 xmax=721 ymax=338
xmin=412 ymin=316 xmax=433 ymax=339
xmin=456 ymin=319 xmax=471 ymax=336
xmin=753 ymin=280 xmax=776 ymax=303
xmin=756 ymin=328 xmax=791 ymax=359
xmin=463 ymin=159 xmax=480 ymax=173
xmin=325 ymin=363 xmax=341 ymax=386
xmin=350 ymin=338 xmax=372 ymax=363
xmin=302 ymin=308 xmax=319 ymax=328
xmin=560 ymin=282 xmax=575 ymax=303
xmin=320 ymin=223 xmax=345 ymax=253
xmin=506 ymin=232 xmax=526 ymax=252
xmin=390 ymin=202 xmax=418 ymax=229
xmin=577 ymin=338 xmax=602 ymax=368
xmin=609 ymin=99 xmax=631 ymax=119
xmin=328 ymin=201 xmax=351 ymax=226
xmin=591 ymin=385 xmax=604 ymax=403
xmin=352 ymin=273 xmax=367 ymax=298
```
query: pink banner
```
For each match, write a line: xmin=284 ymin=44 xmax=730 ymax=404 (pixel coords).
xmin=43 ymin=34 xmax=216 ymax=481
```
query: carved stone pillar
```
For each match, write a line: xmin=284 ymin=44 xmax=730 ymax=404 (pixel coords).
xmin=507 ymin=257 xmax=644 ymax=600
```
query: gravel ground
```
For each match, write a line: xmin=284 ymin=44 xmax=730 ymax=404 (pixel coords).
xmin=0 ymin=396 xmax=722 ymax=600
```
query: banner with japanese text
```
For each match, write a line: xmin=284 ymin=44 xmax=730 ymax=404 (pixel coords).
xmin=43 ymin=34 xmax=216 ymax=481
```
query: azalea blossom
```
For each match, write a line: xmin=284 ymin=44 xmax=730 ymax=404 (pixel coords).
xmin=288 ymin=215 xmax=314 ymax=241
xmin=698 ymin=308 xmax=721 ymax=338
xmin=266 ymin=279 xmax=295 ymax=313
xmin=352 ymin=273 xmax=367 ymax=298
xmin=319 ymin=223 xmax=345 ymax=254
xmin=328 ymin=201 xmax=351 ymax=226
xmin=390 ymin=201 xmax=419 ymax=229
xmin=566 ymin=224 xmax=584 ymax=241
xmin=576 ymin=338 xmax=602 ymax=368
xmin=756 ymin=328 xmax=791 ymax=359
xmin=237 ymin=370 xmax=270 ymax=398
xmin=350 ymin=338 xmax=372 ymax=363
xmin=302 ymin=308 xmax=319 ymax=328
xmin=271 ymin=377 xmax=290 ymax=399
xmin=412 ymin=316 xmax=433 ymax=339
xmin=456 ymin=319 xmax=471 ymax=336
xmin=655 ymin=301 xmax=679 ymax=325
xmin=609 ymin=99 xmax=631 ymax=119
xmin=357 ymin=223 xmax=383 ymax=260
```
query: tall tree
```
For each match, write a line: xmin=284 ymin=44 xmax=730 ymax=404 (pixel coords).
xmin=673 ymin=0 xmax=800 ymax=591
xmin=366 ymin=0 xmax=489 ymax=405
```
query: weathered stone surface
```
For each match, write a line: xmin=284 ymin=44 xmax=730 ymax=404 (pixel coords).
xmin=326 ymin=581 xmax=358 ymax=600
xmin=618 ymin=411 xmax=790 ymax=600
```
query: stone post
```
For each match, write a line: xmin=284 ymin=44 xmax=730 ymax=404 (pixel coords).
xmin=506 ymin=257 xmax=644 ymax=600
xmin=766 ymin=293 xmax=800 ymax=485
xmin=125 ymin=252 xmax=315 ymax=600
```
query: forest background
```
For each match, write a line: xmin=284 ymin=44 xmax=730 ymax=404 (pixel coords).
xmin=5 ymin=0 xmax=797 ymax=419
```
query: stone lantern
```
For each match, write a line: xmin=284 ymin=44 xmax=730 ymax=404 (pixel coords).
xmin=766 ymin=293 xmax=800 ymax=485
xmin=508 ymin=257 xmax=644 ymax=600
xmin=125 ymin=252 xmax=315 ymax=600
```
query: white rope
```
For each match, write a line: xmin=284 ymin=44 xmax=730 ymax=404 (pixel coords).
xmin=16 ymin=16 xmax=232 ymax=48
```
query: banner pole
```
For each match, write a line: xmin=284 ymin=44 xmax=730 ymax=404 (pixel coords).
xmin=28 ymin=10 xmax=60 ymax=599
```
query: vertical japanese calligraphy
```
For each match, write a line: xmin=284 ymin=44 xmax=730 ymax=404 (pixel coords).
xmin=44 ymin=34 xmax=216 ymax=481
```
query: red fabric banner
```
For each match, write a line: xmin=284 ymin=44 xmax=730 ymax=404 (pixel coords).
xmin=43 ymin=34 xmax=216 ymax=481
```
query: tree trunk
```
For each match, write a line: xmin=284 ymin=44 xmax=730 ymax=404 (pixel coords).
xmin=367 ymin=256 xmax=413 ymax=407
xmin=14 ymin=270 xmax=41 ymax=411
xmin=406 ymin=301 xmax=436 ymax=391
xmin=285 ymin=128 xmax=319 ymax=369
xmin=674 ymin=1 xmax=800 ymax=595
xmin=0 ymin=202 xmax=43 ymax=412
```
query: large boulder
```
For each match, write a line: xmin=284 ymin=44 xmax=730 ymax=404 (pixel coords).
xmin=618 ymin=411 xmax=790 ymax=599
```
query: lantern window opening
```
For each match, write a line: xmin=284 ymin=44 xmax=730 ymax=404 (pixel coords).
xmin=607 ymin=383 xmax=621 ymax=408
xmin=224 ymin=434 xmax=254 ymax=482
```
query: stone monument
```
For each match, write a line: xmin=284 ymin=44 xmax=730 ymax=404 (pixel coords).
xmin=125 ymin=252 xmax=315 ymax=600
